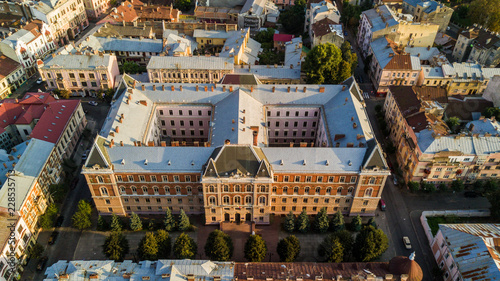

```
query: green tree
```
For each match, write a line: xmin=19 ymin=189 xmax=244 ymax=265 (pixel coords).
xmin=28 ymin=243 xmax=44 ymax=259
xmin=156 ymin=230 xmax=172 ymax=259
xmin=97 ymin=215 xmax=109 ymax=231
xmin=484 ymin=179 xmax=499 ymax=194
xmin=54 ymin=89 xmax=71 ymax=99
xmin=277 ymin=235 xmax=301 ymax=262
xmin=367 ymin=217 xmax=377 ymax=228
xmin=205 ymin=230 xmax=234 ymax=261
xmin=173 ymin=0 xmax=191 ymax=11
xmin=488 ymin=189 xmax=500 ymax=220
xmin=130 ymin=212 xmax=143 ymax=231
xmin=173 ymin=233 xmax=197 ymax=259
xmin=341 ymin=41 xmax=358 ymax=72
xmin=330 ymin=210 xmax=345 ymax=232
xmin=72 ymin=200 xmax=92 ymax=230
xmin=468 ymin=0 xmax=500 ymax=32
xmin=303 ymin=43 xmax=353 ymax=84
xmin=177 ymin=209 xmax=191 ymax=231
xmin=483 ymin=107 xmax=500 ymax=120
xmin=254 ymin=28 xmax=275 ymax=44
xmin=102 ymin=232 xmax=129 ymax=261
xmin=351 ymin=215 xmax=362 ymax=232
xmin=137 ymin=232 xmax=158 ymax=260
xmin=438 ymin=183 xmax=448 ymax=192
xmin=446 ymin=117 xmax=460 ymax=133
xmin=284 ymin=211 xmax=295 ymax=233
xmin=76 ymin=200 xmax=92 ymax=216
xmin=110 ymin=213 xmax=122 ymax=232
xmin=244 ymin=234 xmax=268 ymax=262
xmin=408 ymin=181 xmax=420 ymax=192
xmin=318 ymin=234 xmax=344 ymax=262
xmin=334 ymin=230 xmax=354 ymax=261
xmin=314 ymin=207 xmax=329 ymax=233
xmin=296 ymin=210 xmax=310 ymax=233
xmin=354 ymin=226 xmax=389 ymax=262
xmin=39 ymin=204 xmax=58 ymax=229
xmin=451 ymin=179 xmax=465 ymax=192
xmin=164 ymin=208 xmax=175 ymax=231
xmin=279 ymin=5 xmax=305 ymax=34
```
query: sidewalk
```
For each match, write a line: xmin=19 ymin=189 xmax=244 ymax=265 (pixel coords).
xmin=10 ymin=76 xmax=39 ymax=99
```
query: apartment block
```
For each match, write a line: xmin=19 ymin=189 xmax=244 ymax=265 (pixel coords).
xmin=147 ymin=56 xmax=234 ymax=83
xmin=30 ymin=0 xmax=89 ymax=46
xmin=273 ymin=34 xmax=294 ymax=52
xmin=357 ymin=5 xmax=438 ymax=59
xmin=311 ymin=17 xmax=344 ymax=48
xmin=304 ymin=0 xmax=340 ymax=34
xmin=431 ymin=224 xmax=500 ymax=281
xmin=98 ymin=1 xmax=139 ymax=24
xmin=384 ymin=86 xmax=500 ymax=184
xmin=83 ymin=0 xmax=110 ymax=19
xmin=0 ymin=55 xmax=26 ymax=99
xmin=452 ymin=25 xmax=500 ymax=67
xmin=273 ymin=0 xmax=295 ymax=9
xmin=0 ymin=20 xmax=57 ymax=77
xmin=37 ymin=53 xmax=119 ymax=95
xmin=402 ymin=0 xmax=453 ymax=32
xmin=82 ymin=77 xmax=389 ymax=224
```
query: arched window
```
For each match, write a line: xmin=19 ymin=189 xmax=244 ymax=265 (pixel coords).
xmin=337 ymin=187 xmax=342 ymax=195
xmin=209 ymin=196 xmax=216 ymax=205
xmin=131 ymin=186 xmax=137 ymax=194
xmin=187 ymin=186 xmax=192 ymax=194
xmin=246 ymin=185 xmax=252 ymax=192
xmin=259 ymin=196 xmax=266 ymax=205
xmin=100 ymin=187 xmax=108 ymax=196
xmin=164 ymin=186 xmax=170 ymax=193
xmin=272 ymin=186 xmax=277 ymax=193
xmin=234 ymin=185 xmax=241 ymax=192
xmin=348 ymin=187 xmax=354 ymax=195
xmin=315 ymin=187 xmax=321 ymax=194
xmin=305 ymin=186 xmax=310 ymax=193
xmin=175 ymin=186 xmax=181 ymax=193
xmin=234 ymin=196 xmax=241 ymax=205
xmin=97 ymin=176 xmax=104 ymax=183
xmin=369 ymin=177 xmax=376 ymax=184
xmin=209 ymin=185 xmax=215 ymax=193
xmin=364 ymin=188 xmax=373 ymax=197
xmin=142 ymin=186 xmax=148 ymax=194
xmin=153 ymin=186 xmax=159 ymax=194
xmin=120 ymin=186 xmax=126 ymax=194
xmin=283 ymin=186 xmax=288 ymax=193
xmin=294 ymin=186 xmax=299 ymax=194
xmin=245 ymin=196 xmax=252 ymax=205
xmin=326 ymin=187 xmax=332 ymax=194
xmin=223 ymin=185 xmax=229 ymax=192
xmin=259 ymin=185 xmax=266 ymax=192
xmin=223 ymin=196 xmax=230 ymax=204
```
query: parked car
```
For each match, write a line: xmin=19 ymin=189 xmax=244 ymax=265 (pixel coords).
xmin=48 ymin=231 xmax=59 ymax=245
xmin=393 ymin=176 xmax=398 ymax=186
xmin=55 ymin=216 xmax=64 ymax=227
xmin=36 ymin=256 xmax=48 ymax=271
xmin=403 ymin=236 xmax=412 ymax=249
xmin=36 ymin=78 xmax=43 ymax=84
xmin=88 ymin=101 xmax=98 ymax=106
xmin=379 ymin=199 xmax=386 ymax=211
xmin=464 ymin=191 xmax=479 ymax=198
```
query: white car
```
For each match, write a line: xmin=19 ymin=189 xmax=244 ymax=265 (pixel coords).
xmin=36 ymin=78 xmax=43 ymax=84
xmin=88 ymin=101 xmax=98 ymax=106
xmin=403 ymin=236 xmax=412 ymax=249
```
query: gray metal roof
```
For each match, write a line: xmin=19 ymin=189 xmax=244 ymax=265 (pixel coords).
xmin=362 ymin=5 xmax=399 ymax=33
xmin=40 ymin=54 xmax=114 ymax=70
xmin=147 ymin=56 xmax=234 ymax=70
xmin=233 ymin=65 xmax=301 ymax=80
xmin=417 ymin=129 xmax=500 ymax=155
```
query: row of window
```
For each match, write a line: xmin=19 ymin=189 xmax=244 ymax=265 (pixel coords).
xmin=267 ymin=110 xmax=319 ymax=117
xmin=161 ymin=120 xmax=208 ymax=127
xmin=158 ymin=109 xmax=212 ymax=116
xmin=112 ymin=175 xmax=199 ymax=183
xmin=273 ymin=175 xmax=362 ymax=183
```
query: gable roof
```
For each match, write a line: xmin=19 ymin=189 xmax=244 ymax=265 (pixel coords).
xmin=0 ymin=55 xmax=21 ymax=79
xmin=208 ymin=145 xmax=266 ymax=177
xmin=273 ymin=34 xmax=294 ymax=42
xmin=311 ymin=17 xmax=342 ymax=38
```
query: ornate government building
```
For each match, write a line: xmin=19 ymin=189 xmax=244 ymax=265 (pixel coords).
xmin=82 ymin=75 xmax=390 ymax=224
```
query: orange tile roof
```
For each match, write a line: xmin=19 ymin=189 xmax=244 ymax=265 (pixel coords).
xmin=0 ymin=55 xmax=22 ymax=80
xmin=101 ymin=1 xmax=139 ymax=23
xmin=384 ymin=54 xmax=414 ymax=70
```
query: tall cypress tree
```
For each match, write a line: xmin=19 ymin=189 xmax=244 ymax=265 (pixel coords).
xmin=330 ymin=210 xmax=345 ymax=232
xmin=130 ymin=212 xmax=143 ymax=231
xmin=314 ymin=207 xmax=329 ymax=233
xmin=177 ymin=209 xmax=190 ymax=231
xmin=296 ymin=210 xmax=310 ymax=233
xmin=137 ymin=232 xmax=158 ymax=260
xmin=284 ymin=211 xmax=295 ymax=233
xmin=110 ymin=213 xmax=122 ymax=232
xmin=164 ymin=208 xmax=175 ymax=231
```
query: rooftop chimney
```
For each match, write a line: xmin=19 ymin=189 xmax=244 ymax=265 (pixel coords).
xmin=196 ymin=85 xmax=199 ymax=91
xmin=319 ymin=87 xmax=325 ymax=93
xmin=171 ymin=85 xmax=175 ymax=91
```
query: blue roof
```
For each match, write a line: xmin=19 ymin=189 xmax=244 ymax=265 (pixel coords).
xmin=371 ymin=37 xmax=395 ymax=70
xmin=363 ymin=5 xmax=398 ymax=33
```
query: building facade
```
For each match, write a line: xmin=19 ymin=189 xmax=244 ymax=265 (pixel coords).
xmin=0 ymin=20 xmax=56 ymax=77
xmin=304 ymin=0 xmax=340 ymax=34
xmin=0 ymin=55 xmax=26 ymax=99
xmin=402 ymin=0 xmax=453 ymax=32
xmin=451 ymin=25 xmax=500 ymax=67
xmin=37 ymin=53 xmax=119 ymax=95
xmin=311 ymin=17 xmax=344 ymax=48
xmin=83 ymin=0 xmax=110 ymax=19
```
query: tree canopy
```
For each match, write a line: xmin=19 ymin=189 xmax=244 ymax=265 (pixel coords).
xmin=173 ymin=233 xmax=197 ymax=259
xmin=173 ymin=0 xmax=192 ymax=12
xmin=318 ymin=234 xmax=344 ymax=262
xmin=351 ymin=215 xmax=363 ymax=232
xmin=277 ymin=235 xmax=301 ymax=262
xmin=279 ymin=2 xmax=306 ymax=34
xmin=102 ymin=232 xmax=129 ymax=261
xmin=314 ymin=207 xmax=329 ymax=233
xmin=244 ymin=234 xmax=268 ymax=262
xmin=334 ymin=230 xmax=354 ymax=261
xmin=354 ymin=226 xmax=389 ymax=262
xmin=303 ymin=43 xmax=353 ymax=84
xmin=205 ymin=230 xmax=234 ymax=261
xmin=137 ymin=232 xmax=158 ymax=260
xmin=164 ymin=208 xmax=175 ymax=231
xmin=468 ymin=0 xmax=500 ymax=32
xmin=130 ymin=213 xmax=143 ymax=231
xmin=483 ymin=107 xmax=500 ymax=120
xmin=39 ymin=204 xmax=58 ymax=229
xmin=284 ymin=211 xmax=295 ymax=233
xmin=330 ymin=210 xmax=345 ymax=232
xmin=296 ymin=210 xmax=310 ymax=233
xmin=156 ymin=230 xmax=172 ymax=259
xmin=110 ymin=213 xmax=122 ymax=232
xmin=177 ymin=209 xmax=191 ymax=231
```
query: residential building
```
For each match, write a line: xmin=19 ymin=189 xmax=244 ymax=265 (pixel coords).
xmin=273 ymin=0 xmax=295 ymax=9
xmin=37 ymin=53 xmax=119 ymax=96
xmin=233 ymin=65 xmax=301 ymax=84
xmin=369 ymin=37 xmax=422 ymax=94
xmin=311 ymin=17 xmax=344 ymax=48
xmin=357 ymin=5 xmax=438 ymax=58
xmin=445 ymin=96 xmax=493 ymax=122
xmin=402 ymin=0 xmax=453 ymax=32
xmin=0 ymin=55 xmax=26 ymax=99
xmin=147 ymin=56 xmax=234 ymax=83
xmin=304 ymin=0 xmax=340 ymax=34
xmin=83 ymin=0 xmax=110 ymax=19
xmin=384 ymin=86 xmax=500 ymax=184
xmin=417 ymin=64 xmax=454 ymax=87
xmin=284 ymin=37 xmax=303 ymax=70
xmin=452 ymin=24 xmax=500 ymax=67
xmin=159 ymin=21 xmax=238 ymax=38
xmin=135 ymin=3 xmax=181 ymax=23
xmin=29 ymin=0 xmax=89 ymax=46
xmin=41 ymin=259 xmax=423 ymax=281
xmin=98 ymin=1 xmax=139 ymax=24
xmin=0 ymin=1 xmax=34 ymax=38
xmin=93 ymin=22 xmax=155 ymax=39
xmin=273 ymin=34 xmax=294 ymax=52
xmin=82 ymin=76 xmax=389 ymax=223
xmin=164 ymin=33 xmax=196 ymax=57
xmin=431 ymin=224 xmax=500 ymax=281
xmin=0 ymin=20 xmax=56 ymax=77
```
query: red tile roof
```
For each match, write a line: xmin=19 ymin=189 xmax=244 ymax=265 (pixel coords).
xmin=100 ymin=1 xmax=139 ymax=24
xmin=385 ymin=54 xmax=414 ymax=70
xmin=0 ymin=55 xmax=22 ymax=80
xmin=311 ymin=17 xmax=340 ymax=37
xmin=30 ymin=100 xmax=80 ymax=144
xmin=273 ymin=34 xmax=294 ymax=42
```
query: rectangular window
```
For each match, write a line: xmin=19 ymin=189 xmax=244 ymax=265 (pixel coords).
xmin=294 ymin=176 xmax=300 ymax=182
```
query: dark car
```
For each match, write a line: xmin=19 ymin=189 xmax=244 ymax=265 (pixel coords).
xmin=36 ymin=256 xmax=48 ymax=271
xmin=48 ymin=231 xmax=59 ymax=245
xmin=464 ymin=191 xmax=479 ymax=198
xmin=55 ymin=216 xmax=64 ymax=227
